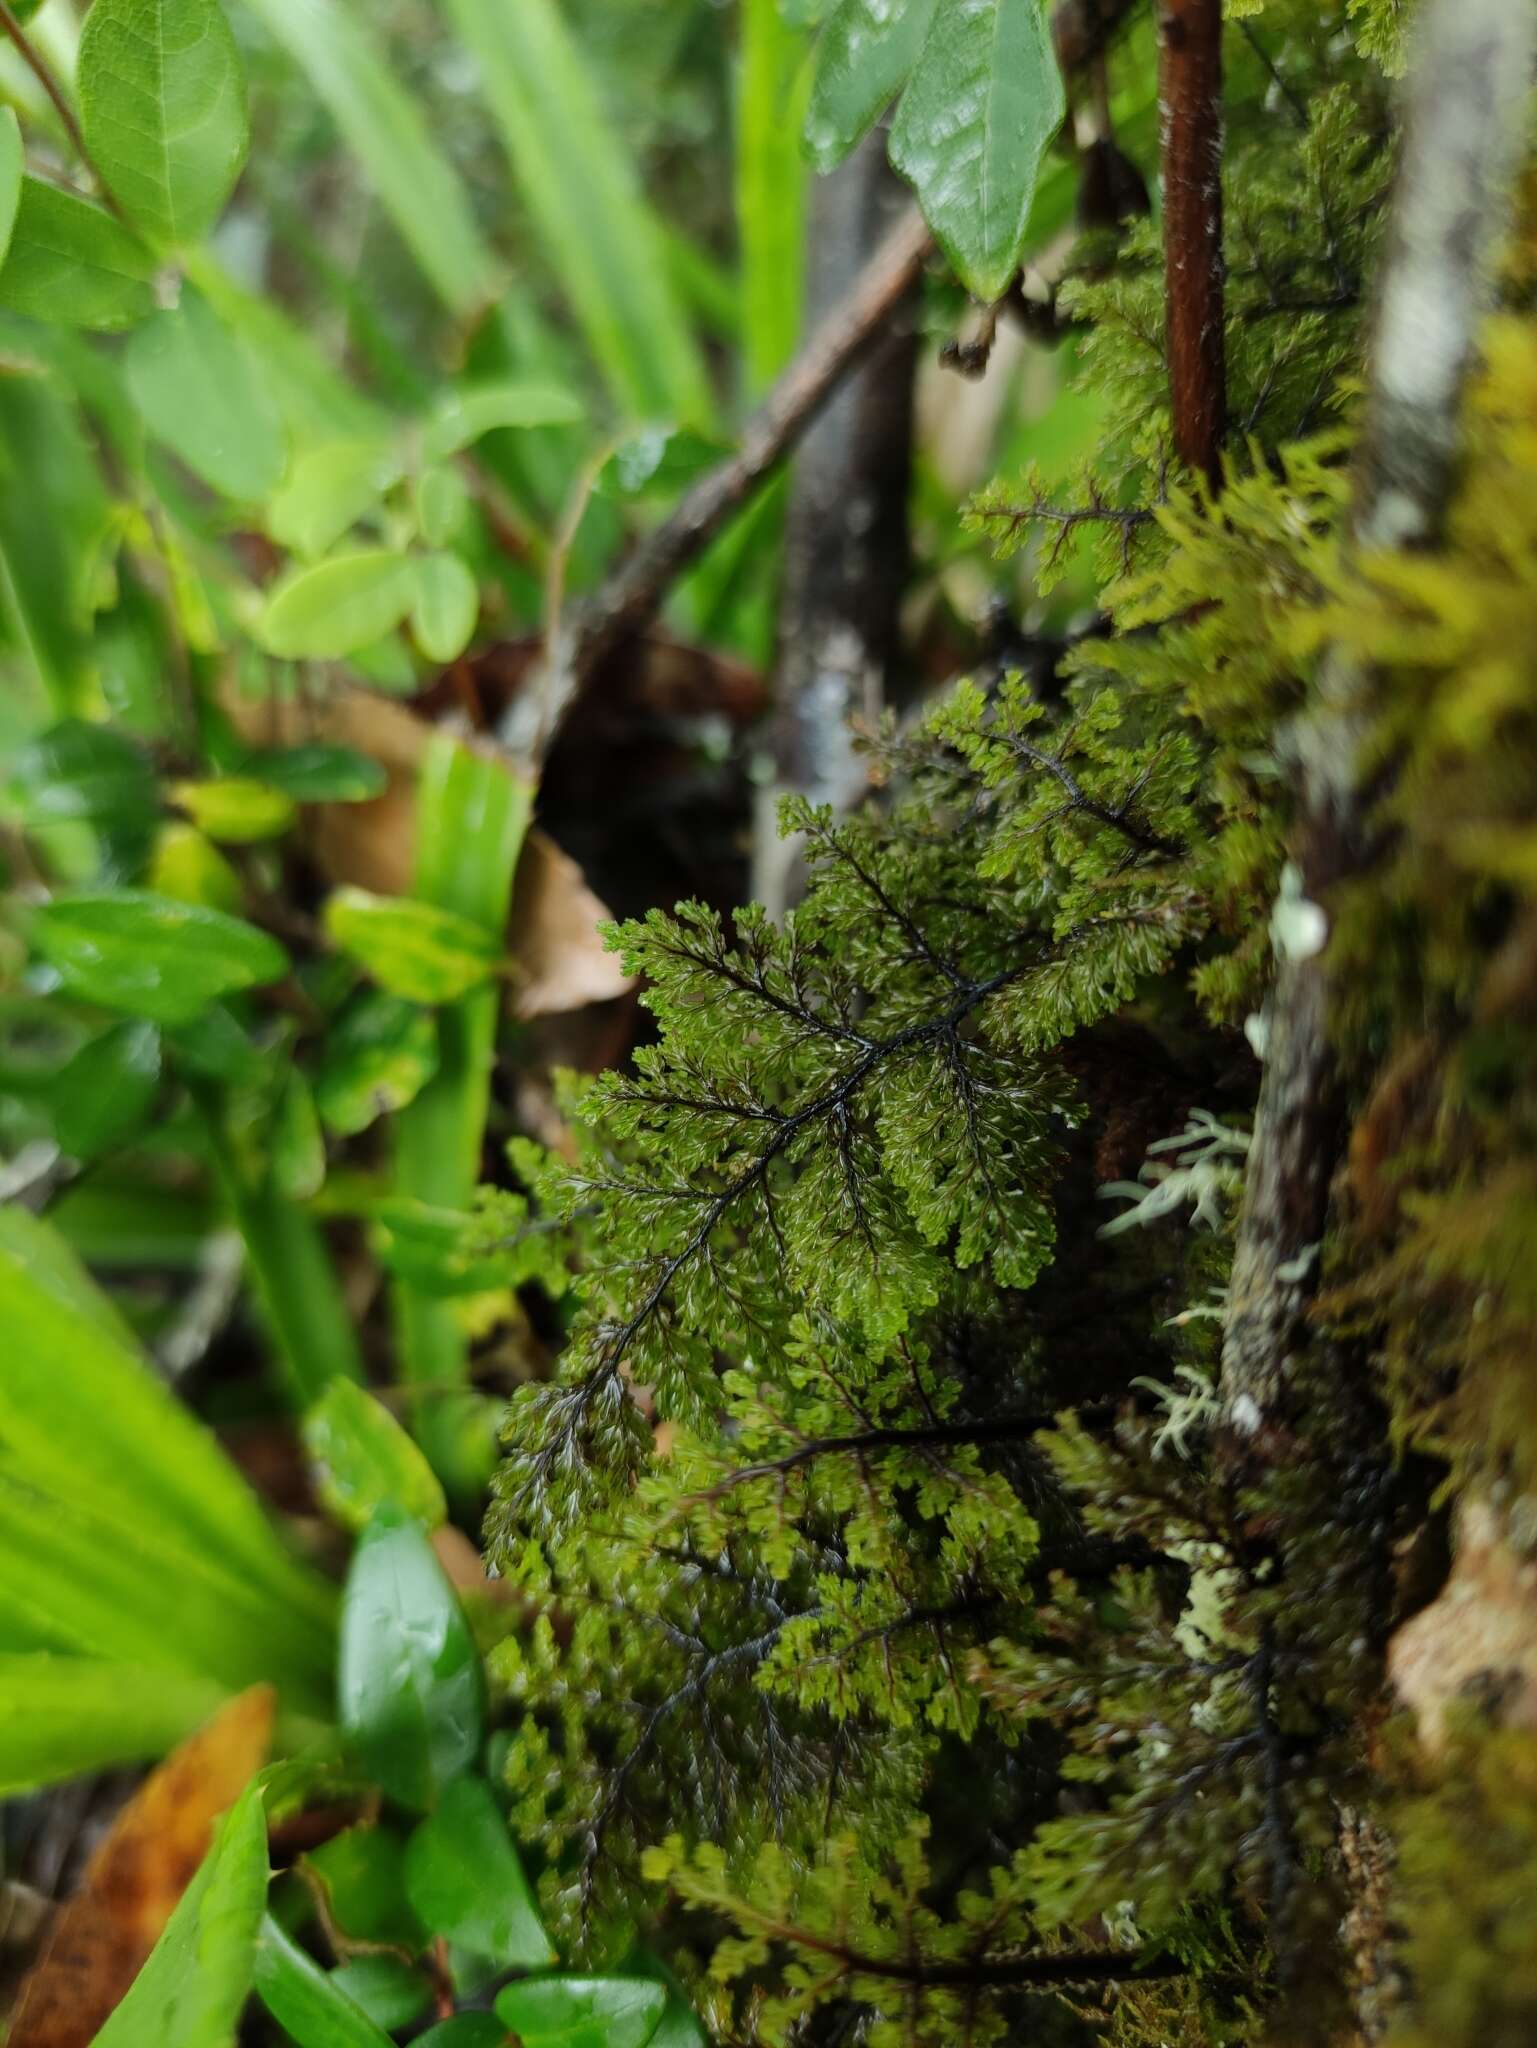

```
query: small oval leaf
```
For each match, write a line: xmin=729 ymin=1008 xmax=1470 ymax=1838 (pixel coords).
xmin=258 ymin=550 xmax=417 ymax=660
xmin=323 ymin=887 xmax=499 ymax=1005
xmin=303 ymin=1378 xmax=448 ymax=1536
xmin=410 ymin=553 xmax=479 ymax=665
xmin=421 ymin=380 xmax=583 ymax=462
xmin=315 ymin=991 xmax=440 ymax=1136
xmin=404 ymin=1774 xmax=555 ymax=1970
xmin=30 ymin=891 xmax=289 ymax=1026
xmin=493 ymin=1976 xmax=668 ymax=2048
xmin=172 ymin=776 xmax=297 ymax=844
xmin=268 ymin=440 xmax=403 ymax=559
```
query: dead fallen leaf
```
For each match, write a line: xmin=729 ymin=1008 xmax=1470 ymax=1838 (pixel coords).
xmin=8 ymin=1686 xmax=275 ymax=2048
xmin=220 ymin=683 xmax=631 ymax=1015
xmin=1388 ymin=1497 xmax=1537 ymax=1754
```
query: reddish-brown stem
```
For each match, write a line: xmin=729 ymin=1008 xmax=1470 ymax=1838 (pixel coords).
xmin=1158 ymin=0 xmax=1226 ymax=491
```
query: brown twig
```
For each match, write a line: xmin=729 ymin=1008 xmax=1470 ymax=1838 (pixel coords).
xmin=1219 ymin=0 xmax=1537 ymax=1455
xmin=1158 ymin=0 xmax=1227 ymax=491
xmin=0 ymin=2 xmax=126 ymax=222
xmin=510 ymin=207 xmax=934 ymax=765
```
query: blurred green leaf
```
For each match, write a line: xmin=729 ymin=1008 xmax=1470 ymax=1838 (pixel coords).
xmin=0 ymin=108 xmax=20 ymax=270
xmin=273 ymin=1068 xmax=326 ymax=1200
xmin=303 ymin=1824 xmax=425 ymax=1950
xmin=328 ymin=1956 xmax=433 ymax=2031
xmin=149 ymin=823 xmax=246 ymax=913
xmin=410 ymin=552 xmax=479 ymax=665
xmin=443 ymin=0 xmax=712 ymax=422
xmin=404 ymin=1774 xmax=555 ymax=1970
xmin=303 ymin=1378 xmax=448 ymax=1535
xmin=239 ymin=744 xmax=388 ymax=805
xmin=0 ymin=1654 xmax=224 ymax=1797
xmin=413 ymin=2019 xmax=509 ymax=2048
xmin=804 ymin=0 xmax=936 ymax=172
xmin=493 ymin=1976 xmax=668 ymax=2048
xmin=324 ymin=886 xmax=499 ymax=1005
xmin=173 ymin=776 xmax=298 ymax=843
xmin=0 ymin=180 xmax=156 ymax=330
xmin=4 ymin=717 xmax=159 ymax=874
xmin=30 ymin=890 xmax=289 ymax=1025
xmin=78 ymin=0 xmax=250 ymax=250
xmin=241 ymin=0 xmax=498 ymax=316
xmin=316 ymin=991 xmax=440 ymax=1136
xmin=124 ymin=290 xmax=286 ymax=502
xmin=890 ymin=0 xmax=1066 ymax=300
xmin=738 ymin=0 xmax=810 ymax=391
xmin=267 ymin=441 xmax=402 ymax=560
xmin=52 ymin=1018 xmax=162 ymax=1162
xmin=338 ymin=1503 xmax=484 ymax=1810
xmin=92 ymin=1779 xmax=269 ymax=2048
xmin=254 ymin=1915 xmax=396 ymax=2048
xmin=595 ymin=426 xmax=728 ymax=501
xmin=413 ymin=465 xmax=474 ymax=549
xmin=258 ymin=550 xmax=416 ymax=659
xmin=421 ymin=381 xmax=584 ymax=463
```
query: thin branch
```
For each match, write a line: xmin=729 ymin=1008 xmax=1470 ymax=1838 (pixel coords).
xmin=1220 ymin=0 xmax=1537 ymax=1448
xmin=1159 ymin=0 xmax=1227 ymax=489
xmin=1006 ymin=735 xmax=1185 ymax=857
xmin=511 ymin=207 xmax=934 ymax=764
xmin=0 ymin=2 xmax=90 ymax=168
xmin=683 ymin=1414 xmax=1057 ymax=1505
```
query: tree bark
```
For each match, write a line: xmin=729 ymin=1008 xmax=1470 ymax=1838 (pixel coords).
xmin=1158 ymin=0 xmax=1226 ymax=491
xmin=753 ymin=134 xmax=920 ymax=915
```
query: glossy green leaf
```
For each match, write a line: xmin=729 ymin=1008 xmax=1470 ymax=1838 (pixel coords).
xmin=273 ymin=1068 xmax=326 ymax=1200
xmin=410 ymin=553 xmax=479 ymax=665
xmin=92 ymin=1779 xmax=269 ymax=2048
xmin=52 ymin=1019 xmax=162 ymax=1162
xmin=0 ymin=108 xmax=21 ymax=271
xmin=173 ymin=776 xmax=298 ymax=843
xmin=328 ymin=1957 xmax=432 ymax=2031
xmin=0 ymin=179 xmax=156 ymax=330
xmin=0 ymin=1654 xmax=223 ymax=1796
xmin=443 ymin=0 xmax=712 ymax=423
xmin=413 ymin=2019 xmax=508 ymax=2048
xmin=493 ymin=1976 xmax=668 ymax=2048
xmin=805 ymin=0 xmax=937 ymax=173
xmin=338 ymin=1504 xmax=484 ymax=1810
xmin=30 ymin=890 xmax=289 ymax=1026
xmin=240 ymin=0 xmax=497 ymax=316
xmin=324 ymin=886 xmax=499 ymax=1005
xmin=32 ymin=892 xmax=291 ymax=1032
xmin=78 ymin=0 xmax=250 ymax=251
xmin=890 ymin=0 xmax=1066 ymax=300
xmin=268 ymin=440 xmax=402 ymax=559
xmin=413 ymin=465 xmax=473 ymax=549
xmin=404 ymin=1774 xmax=555 ymax=1969
xmin=3 ymin=717 xmax=159 ymax=875
xmin=421 ymin=381 xmax=584 ymax=463
xmin=124 ymin=289 xmax=285 ymax=501
xmin=258 ymin=549 xmax=416 ymax=660
xmin=303 ymin=1378 xmax=447 ymax=1535
xmin=239 ymin=744 xmax=387 ymax=805
xmin=303 ymin=1825 xmax=424 ymax=1950
xmin=316 ymin=991 xmax=439 ymax=1135
xmin=254 ymin=1915 xmax=395 ymax=2048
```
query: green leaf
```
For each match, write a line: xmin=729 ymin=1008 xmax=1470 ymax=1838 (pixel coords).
xmin=738 ymin=0 xmax=810 ymax=391
xmin=421 ymin=381 xmax=584 ymax=462
xmin=805 ymin=0 xmax=938 ymax=173
xmin=303 ymin=1378 xmax=448 ymax=1535
xmin=442 ymin=0 xmax=713 ymax=423
xmin=3 ymin=716 xmax=159 ymax=875
xmin=410 ymin=553 xmax=479 ymax=665
xmin=328 ymin=1957 xmax=432 ymax=2031
xmin=412 ymin=466 xmax=473 ymax=549
xmin=149 ymin=823 xmax=245 ymax=914
xmin=890 ymin=0 xmax=1066 ymax=300
xmin=493 ymin=1977 xmax=668 ymax=2048
xmin=258 ymin=550 xmax=417 ymax=660
xmin=78 ymin=0 xmax=250 ymax=251
xmin=173 ymin=776 xmax=298 ymax=843
xmin=267 ymin=440 xmax=403 ymax=559
xmin=0 ymin=108 xmax=21 ymax=271
xmin=303 ymin=1824 xmax=424 ymax=1950
xmin=315 ymin=991 xmax=440 ymax=1136
xmin=124 ymin=289 xmax=285 ymax=501
xmin=0 ymin=1654 xmax=224 ymax=1795
xmin=253 ymin=1915 xmax=395 ymax=2048
xmin=239 ymin=744 xmax=388 ymax=804
xmin=273 ymin=1069 xmax=326 ymax=1201
xmin=595 ymin=427 xmax=729 ymax=501
xmin=52 ymin=1018 xmax=162 ymax=1161
xmin=0 ymin=178 xmax=156 ymax=330
xmin=239 ymin=0 xmax=497 ymax=316
xmin=403 ymin=1774 xmax=555 ymax=1970
xmin=337 ymin=1504 xmax=484 ymax=1810
xmin=414 ymin=2020 xmax=509 ymax=2048
xmin=91 ymin=1778 xmax=269 ymax=2048
xmin=324 ymin=886 xmax=499 ymax=1005
xmin=30 ymin=890 xmax=289 ymax=1026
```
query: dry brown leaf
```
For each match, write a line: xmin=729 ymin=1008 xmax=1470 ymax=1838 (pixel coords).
xmin=8 ymin=1686 xmax=275 ymax=2048
xmin=220 ymin=684 xmax=631 ymax=1014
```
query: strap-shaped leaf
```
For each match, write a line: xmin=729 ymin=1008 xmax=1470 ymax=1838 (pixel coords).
xmin=0 ymin=108 xmax=20 ymax=271
xmin=805 ymin=0 xmax=938 ymax=172
xmin=78 ymin=0 xmax=250 ymax=251
xmin=890 ymin=0 xmax=1065 ymax=300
